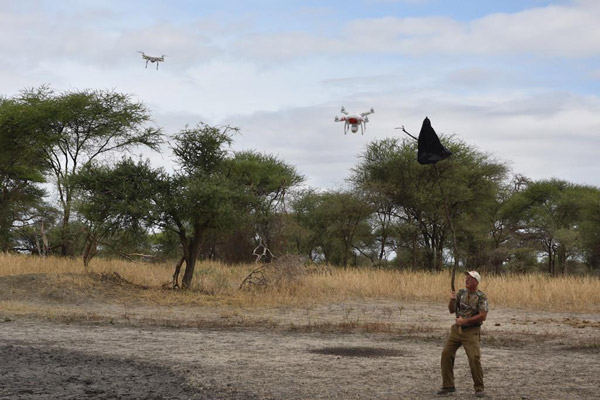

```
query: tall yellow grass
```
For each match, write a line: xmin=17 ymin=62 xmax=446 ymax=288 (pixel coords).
xmin=1 ymin=253 xmax=599 ymax=312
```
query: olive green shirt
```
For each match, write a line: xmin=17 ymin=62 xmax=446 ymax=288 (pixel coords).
xmin=456 ymin=288 xmax=488 ymax=320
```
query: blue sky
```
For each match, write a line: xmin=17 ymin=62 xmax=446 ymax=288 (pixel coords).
xmin=1 ymin=0 xmax=599 ymax=189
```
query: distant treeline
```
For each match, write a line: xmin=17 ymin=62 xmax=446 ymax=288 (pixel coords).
xmin=1 ymin=87 xmax=599 ymax=287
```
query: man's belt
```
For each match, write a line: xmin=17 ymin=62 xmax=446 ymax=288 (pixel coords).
xmin=460 ymin=324 xmax=481 ymax=330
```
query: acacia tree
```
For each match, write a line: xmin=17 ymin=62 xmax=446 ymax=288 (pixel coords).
xmin=351 ymin=136 xmax=508 ymax=271
xmin=156 ymin=124 xmax=239 ymax=288
xmin=17 ymin=87 xmax=162 ymax=256
xmin=0 ymin=96 xmax=59 ymax=251
xmin=226 ymin=151 xmax=304 ymax=261
xmin=73 ymin=158 xmax=161 ymax=267
xmin=504 ymin=179 xmax=594 ymax=274
xmin=364 ymin=190 xmax=397 ymax=265
xmin=351 ymin=138 xmax=444 ymax=269
xmin=465 ymin=182 xmax=516 ymax=274
xmin=160 ymin=124 xmax=305 ymax=287
xmin=291 ymin=190 xmax=372 ymax=267
xmin=579 ymin=188 xmax=600 ymax=271
xmin=167 ymin=151 xmax=304 ymax=265
xmin=12 ymin=203 xmax=59 ymax=256
xmin=289 ymin=188 xmax=323 ymax=261
xmin=321 ymin=191 xmax=373 ymax=267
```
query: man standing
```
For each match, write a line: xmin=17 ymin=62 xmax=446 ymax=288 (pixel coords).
xmin=438 ymin=271 xmax=488 ymax=398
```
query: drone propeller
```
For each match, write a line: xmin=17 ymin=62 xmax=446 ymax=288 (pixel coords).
xmin=360 ymin=108 xmax=375 ymax=117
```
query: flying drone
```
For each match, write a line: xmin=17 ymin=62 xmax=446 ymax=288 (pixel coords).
xmin=334 ymin=106 xmax=374 ymax=135
xmin=137 ymin=51 xmax=166 ymax=70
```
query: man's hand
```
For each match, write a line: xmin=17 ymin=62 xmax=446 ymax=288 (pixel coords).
xmin=455 ymin=317 xmax=467 ymax=326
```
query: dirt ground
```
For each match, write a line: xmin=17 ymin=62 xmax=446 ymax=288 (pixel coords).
xmin=0 ymin=274 xmax=599 ymax=399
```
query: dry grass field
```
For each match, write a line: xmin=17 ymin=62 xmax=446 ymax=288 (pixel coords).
xmin=1 ymin=254 xmax=599 ymax=399
xmin=1 ymin=253 xmax=599 ymax=312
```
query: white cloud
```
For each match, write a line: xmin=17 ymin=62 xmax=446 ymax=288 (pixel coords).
xmin=230 ymin=2 xmax=600 ymax=60
xmin=234 ymin=32 xmax=339 ymax=61
xmin=0 ymin=8 xmax=221 ymax=71
xmin=463 ymin=5 xmax=600 ymax=57
xmin=200 ymin=87 xmax=600 ymax=189
xmin=2 ymin=1 xmax=600 ymax=190
xmin=588 ymin=69 xmax=600 ymax=80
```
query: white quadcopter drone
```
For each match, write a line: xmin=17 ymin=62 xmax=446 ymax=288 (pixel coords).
xmin=334 ymin=106 xmax=374 ymax=135
xmin=137 ymin=51 xmax=166 ymax=70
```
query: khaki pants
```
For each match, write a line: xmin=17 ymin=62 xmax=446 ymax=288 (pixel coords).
xmin=441 ymin=325 xmax=484 ymax=391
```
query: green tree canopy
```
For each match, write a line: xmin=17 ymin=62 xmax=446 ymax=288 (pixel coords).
xmin=226 ymin=150 xmax=304 ymax=261
xmin=74 ymin=158 xmax=162 ymax=267
xmin=0 ymin=96 xmax=59 ymax=250
xmin=291 ymin=189 xmax=372 ymax=267
xmin=18 ymin=87 xmax=163 ymax=256
xmin=503 ymin=179 xmax=599 ymax=274
xmin=351 ymin=136 xmax=508 ymax=271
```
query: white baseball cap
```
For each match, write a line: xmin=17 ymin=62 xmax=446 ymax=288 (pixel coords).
xmin=465 ymin=271 xmax=481 ymax=283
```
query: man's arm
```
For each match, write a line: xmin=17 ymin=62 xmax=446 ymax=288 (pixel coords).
xmin=456 ymin=311 xmax=488 ymax=326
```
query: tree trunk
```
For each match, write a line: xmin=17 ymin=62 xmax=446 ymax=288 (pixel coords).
xmin=181 ymin=227 xmax=204 ymax=289
xmin=492 ymin=252 xmax=502 ymax=275
xmin=422 ymin=232 xmax=434 ymax=270
xmin=82 ymin=233 xmax=97 ymax=270
xmin=60 ymin=203 xmax=73 ymax=256
xmin=41 ymin=219 xmax=49 ymax=256
xmin=426 ymin=249 xmax=435 ymax=271
xmin=342 ymin=237 xmax=351 ymax=268
xmin=172 ymin=256 xmax=185 ymax=288
xmin=378 ymin=235 xmax=386 ymax=262
xmin=181 ymin=253 xmax=197 ymax=289
xmin=60 ymin=216 xmax=69 ymax=256
xmin=412 ymin=229 xmax=418 ymax=269
xmin=558 ymin=245 xmax=567 ymax=275
xmin=33 ymin=226 xmax=42 ymax=256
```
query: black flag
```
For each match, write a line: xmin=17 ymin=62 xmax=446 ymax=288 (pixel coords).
xmin=417 ymin=117 xmax=452 ymax=165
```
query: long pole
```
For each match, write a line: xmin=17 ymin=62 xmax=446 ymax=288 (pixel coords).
xmin=432 ymin=164 xmax=458 ymax=292
xmin=398 ymin=126 xmax=458 ymax=292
